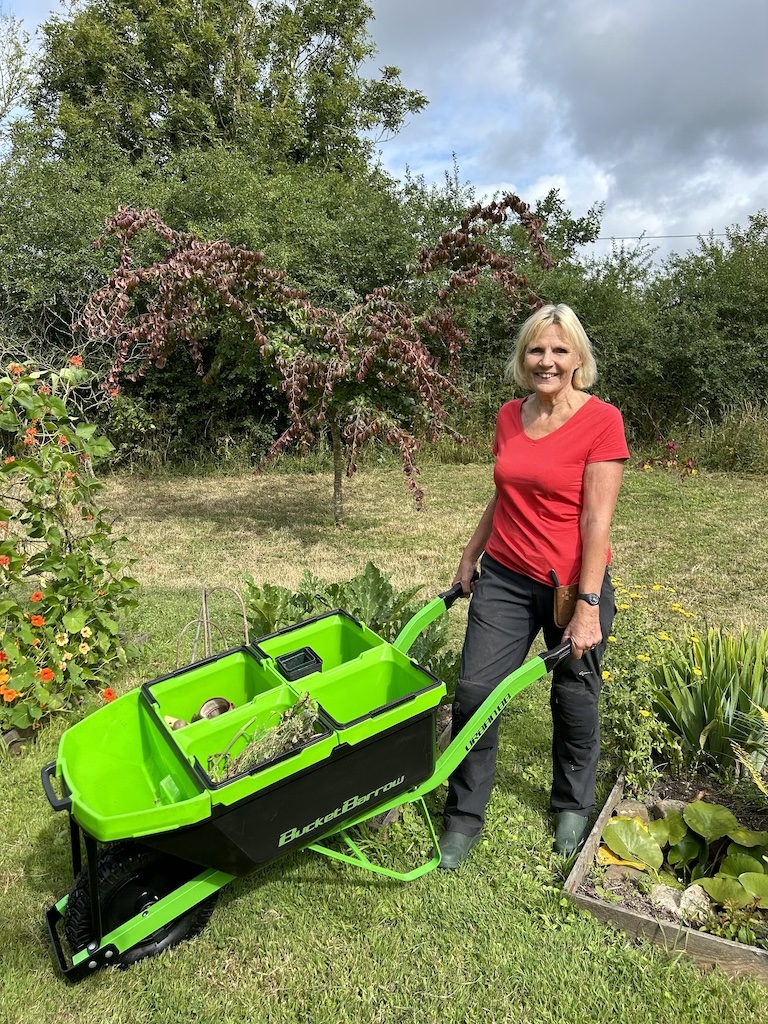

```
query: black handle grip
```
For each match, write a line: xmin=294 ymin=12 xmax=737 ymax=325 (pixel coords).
xmin=41 ymin=761 xmax=71 ymax=812
xmin=439 ymin=570 xmax=480 ymax=610
xmin=540 ymin=640 xmax=573 ymax=672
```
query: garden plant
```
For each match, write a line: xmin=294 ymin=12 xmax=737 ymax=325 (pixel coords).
xmin=0 ymin=359 xmax=138 ymax=735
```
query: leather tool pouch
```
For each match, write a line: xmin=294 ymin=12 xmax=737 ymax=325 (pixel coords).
xmin=550 ymin=570 xmax=578 ymax=628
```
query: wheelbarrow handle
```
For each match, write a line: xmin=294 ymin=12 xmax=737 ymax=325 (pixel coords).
xmin=41 ymin=761 xmax=71 ymax=812
xmin=540 ymin=639 xmax=573 ymax=671
xmin=438 ymin=570 xmax=480 ymax=610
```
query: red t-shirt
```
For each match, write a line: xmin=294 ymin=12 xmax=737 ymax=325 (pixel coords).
xmin=485 ymin=396 xmax=630 ymax=587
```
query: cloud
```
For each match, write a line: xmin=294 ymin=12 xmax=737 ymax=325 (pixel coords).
xmin=369 ymin=0 xmax=768 ymax=257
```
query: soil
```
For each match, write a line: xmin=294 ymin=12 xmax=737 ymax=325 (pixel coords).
xmin=577 ymin=774 xmax=768 ymax=926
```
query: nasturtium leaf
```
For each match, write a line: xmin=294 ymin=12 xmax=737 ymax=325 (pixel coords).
xmin=739 ymin=872 xmax=768 ymax=906
xmin=719 ymin=852 xmax=765 ymax=877
xmin=728 ymin=827 xmax=768 ymax=848
xmin=62 ymin=607 xmax=88 ymax=633
xmin=683 ymin=801 xmax=738 ymax=841
xmin=602 ymin=817 xmax=664 ymax=871
xmin=699 ymin=875 xmax=752 ymax=908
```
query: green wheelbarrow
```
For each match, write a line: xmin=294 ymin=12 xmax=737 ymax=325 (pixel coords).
xmin=41 ymin=581 xmax=571 ymax=980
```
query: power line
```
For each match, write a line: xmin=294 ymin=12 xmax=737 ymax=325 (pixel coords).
xmin=592 ymin=233 xmax=728 ymax=241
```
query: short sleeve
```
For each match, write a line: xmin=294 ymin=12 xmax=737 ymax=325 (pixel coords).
xmin=587 ymin=402 xmax=630 ymax=463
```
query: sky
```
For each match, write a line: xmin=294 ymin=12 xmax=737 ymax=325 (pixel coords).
xmin=9 ymin=0 xmax=768 ymax=263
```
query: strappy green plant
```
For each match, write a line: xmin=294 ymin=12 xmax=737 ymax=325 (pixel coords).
xmin=650 ymin=626 xmax=768 ymax=776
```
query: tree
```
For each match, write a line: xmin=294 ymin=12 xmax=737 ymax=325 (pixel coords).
xmin=0 ymin=11 xmax=31 ymax=126
xmin=80 ymin=196 xmax=552 ymax=523
xmin=29 ymin=0 xmax=426 ymax=167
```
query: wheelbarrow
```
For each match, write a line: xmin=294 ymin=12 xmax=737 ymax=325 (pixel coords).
xmin=41 ymin=581 xmax=571 ymax=980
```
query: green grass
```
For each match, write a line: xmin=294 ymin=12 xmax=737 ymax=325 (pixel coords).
xmin=3 ymin=463 xmax=768 ymax=1023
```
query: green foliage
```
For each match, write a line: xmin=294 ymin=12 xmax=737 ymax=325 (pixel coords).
xmin=82 ymin=196 xmax=551 ymax=521
xmin=650 ymin=625 xmax=768 ymax=777
xmin=599 ymin=578 xmax=694 ymax=792
xmin=0 ymin=359 xmax=138 ymax=732
xmin=31 ymin=0 xmax=425 ymax=168
xmin=243 ymin=561 xmax=459 ymax=690
xmin=601 ymin=800 xmax=768 ymax=945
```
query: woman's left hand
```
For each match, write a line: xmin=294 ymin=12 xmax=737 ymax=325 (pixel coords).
xmin=563 ymin=604 xmax=602 ymax=660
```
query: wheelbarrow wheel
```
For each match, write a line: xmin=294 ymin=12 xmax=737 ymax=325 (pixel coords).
xmin=64 ymin=841 xmax=218 ymax=967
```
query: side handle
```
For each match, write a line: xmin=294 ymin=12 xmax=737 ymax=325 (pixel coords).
xmin=41 ymin=761 xmax=71 ymax=812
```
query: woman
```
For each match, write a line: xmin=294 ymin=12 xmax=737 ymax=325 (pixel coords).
xmin=440 ymin=303 xmax=629 ymax=869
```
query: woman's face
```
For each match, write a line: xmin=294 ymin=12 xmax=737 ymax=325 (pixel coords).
xmin=523 ymin=324 xmax=581 ymax=399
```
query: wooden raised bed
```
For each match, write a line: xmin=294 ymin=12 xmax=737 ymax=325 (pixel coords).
xmin=563 ymin=776 xmax=768 ymax=984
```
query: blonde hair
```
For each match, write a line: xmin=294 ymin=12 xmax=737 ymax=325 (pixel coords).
xmin=505 ymin=304 xmax=597 ymax=391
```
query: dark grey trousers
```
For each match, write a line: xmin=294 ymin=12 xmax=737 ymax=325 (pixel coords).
xmin=443 ymin=554 xmax=616 ymax=837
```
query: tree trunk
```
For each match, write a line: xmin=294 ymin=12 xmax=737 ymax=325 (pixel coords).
xmin=328 ymin=414 xmax=344 ymax=527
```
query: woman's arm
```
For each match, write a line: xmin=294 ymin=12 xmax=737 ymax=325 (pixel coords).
xmin=563 ymin=460 xmax=625 ymax=659
xmin=453 ymin=491 xmax=498 ymax=593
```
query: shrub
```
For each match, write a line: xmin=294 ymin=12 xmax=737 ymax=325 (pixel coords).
xmin=599 ymin=577 xmax=699 ymax=791
xmin=0 ymin=359 xmax=139 ymax=733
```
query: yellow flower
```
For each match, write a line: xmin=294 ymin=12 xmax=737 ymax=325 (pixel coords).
xmin=608 ymin=635 xmax=617 ymax=643
xmin=55 ymin=633 xmax=69 ymax=646
xmin=636 ymin=654 xmax=651 ymax=662
xmin=657 ymin=631 xmax=672 ymax=641
xmin=0 ymin=668 xmax=9 ymax=686
xmin=79 ymin=642 xmax=90 ymax=655
xmin=63 ymin=651 xmax=73 ymax=661
xmin=601 ymin=670 xmax=612 ymax=681
xmin=652 ymin=584 xmax=662 ymax=591
xmin=692 ymin=667 xmax=703 ymax=677
xmin=639 ymin=709 xmax=651 ymax=717
xmin=618 ymin=603 xmax=630 ymax=611
xmin=689 ymin=635 xmax=700 ymax=643
xmin=80 ymin=626 xmax=92 ymax=638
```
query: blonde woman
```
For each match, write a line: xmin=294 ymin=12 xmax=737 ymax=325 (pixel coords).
xmin=440 ymin=304 xmax=629 ymax=868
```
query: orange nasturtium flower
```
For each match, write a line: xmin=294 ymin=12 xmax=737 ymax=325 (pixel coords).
xmin=30 ymin=614 xmax=45 ymax=627
xmin=101 ymin=688 xmax=117 ymax=703
xmin=30 ymin=591 xmax=44 ymax=602
xmin=3 ymin=688 xmax=21 ymax=702
xmin=0 ymin=554 xmax=10 ymax=567
xmin=0 ymin=668 xmax=10 ymax=685
xmin=69 ymin=354 xmax=84 ymax=368
xmin=0 ymin=650 xmax=7 ymax=661
xmin=38 ymin=667 xmax=55 ymax=683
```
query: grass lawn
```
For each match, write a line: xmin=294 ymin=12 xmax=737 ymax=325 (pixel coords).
xmin=2 ymin=463 xmax=768 ymax=1023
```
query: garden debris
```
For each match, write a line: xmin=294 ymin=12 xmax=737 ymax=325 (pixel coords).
xmin=208 ymin=693 xmax=319 ymax=783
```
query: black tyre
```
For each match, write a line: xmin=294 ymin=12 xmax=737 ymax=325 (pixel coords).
xmin=64 ymin=841 xmax=218 ymax=968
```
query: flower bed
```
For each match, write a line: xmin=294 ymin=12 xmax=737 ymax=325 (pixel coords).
xmin=563 ymin=776 xmax=768 ymax=984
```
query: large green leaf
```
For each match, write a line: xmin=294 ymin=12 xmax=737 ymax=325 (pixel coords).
xmin=728 ymin=827 xmax=768 ymax=848
xmin=739 ymin=872 xmax=768 ymax=906
xmin=648 ymin=810 xmax=687 ymax=848
xmin=602 ymin=817 xmax=664 ymax=871
xmin=698 ymin=875 xmax=752 ymax=908
xmin=667 ymin=831 xmax=705 ymax=868
xmin=683 ymin=801 xmax=738 ymax=841
xmin=719 ymin=851 xmax=765 ymax=877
